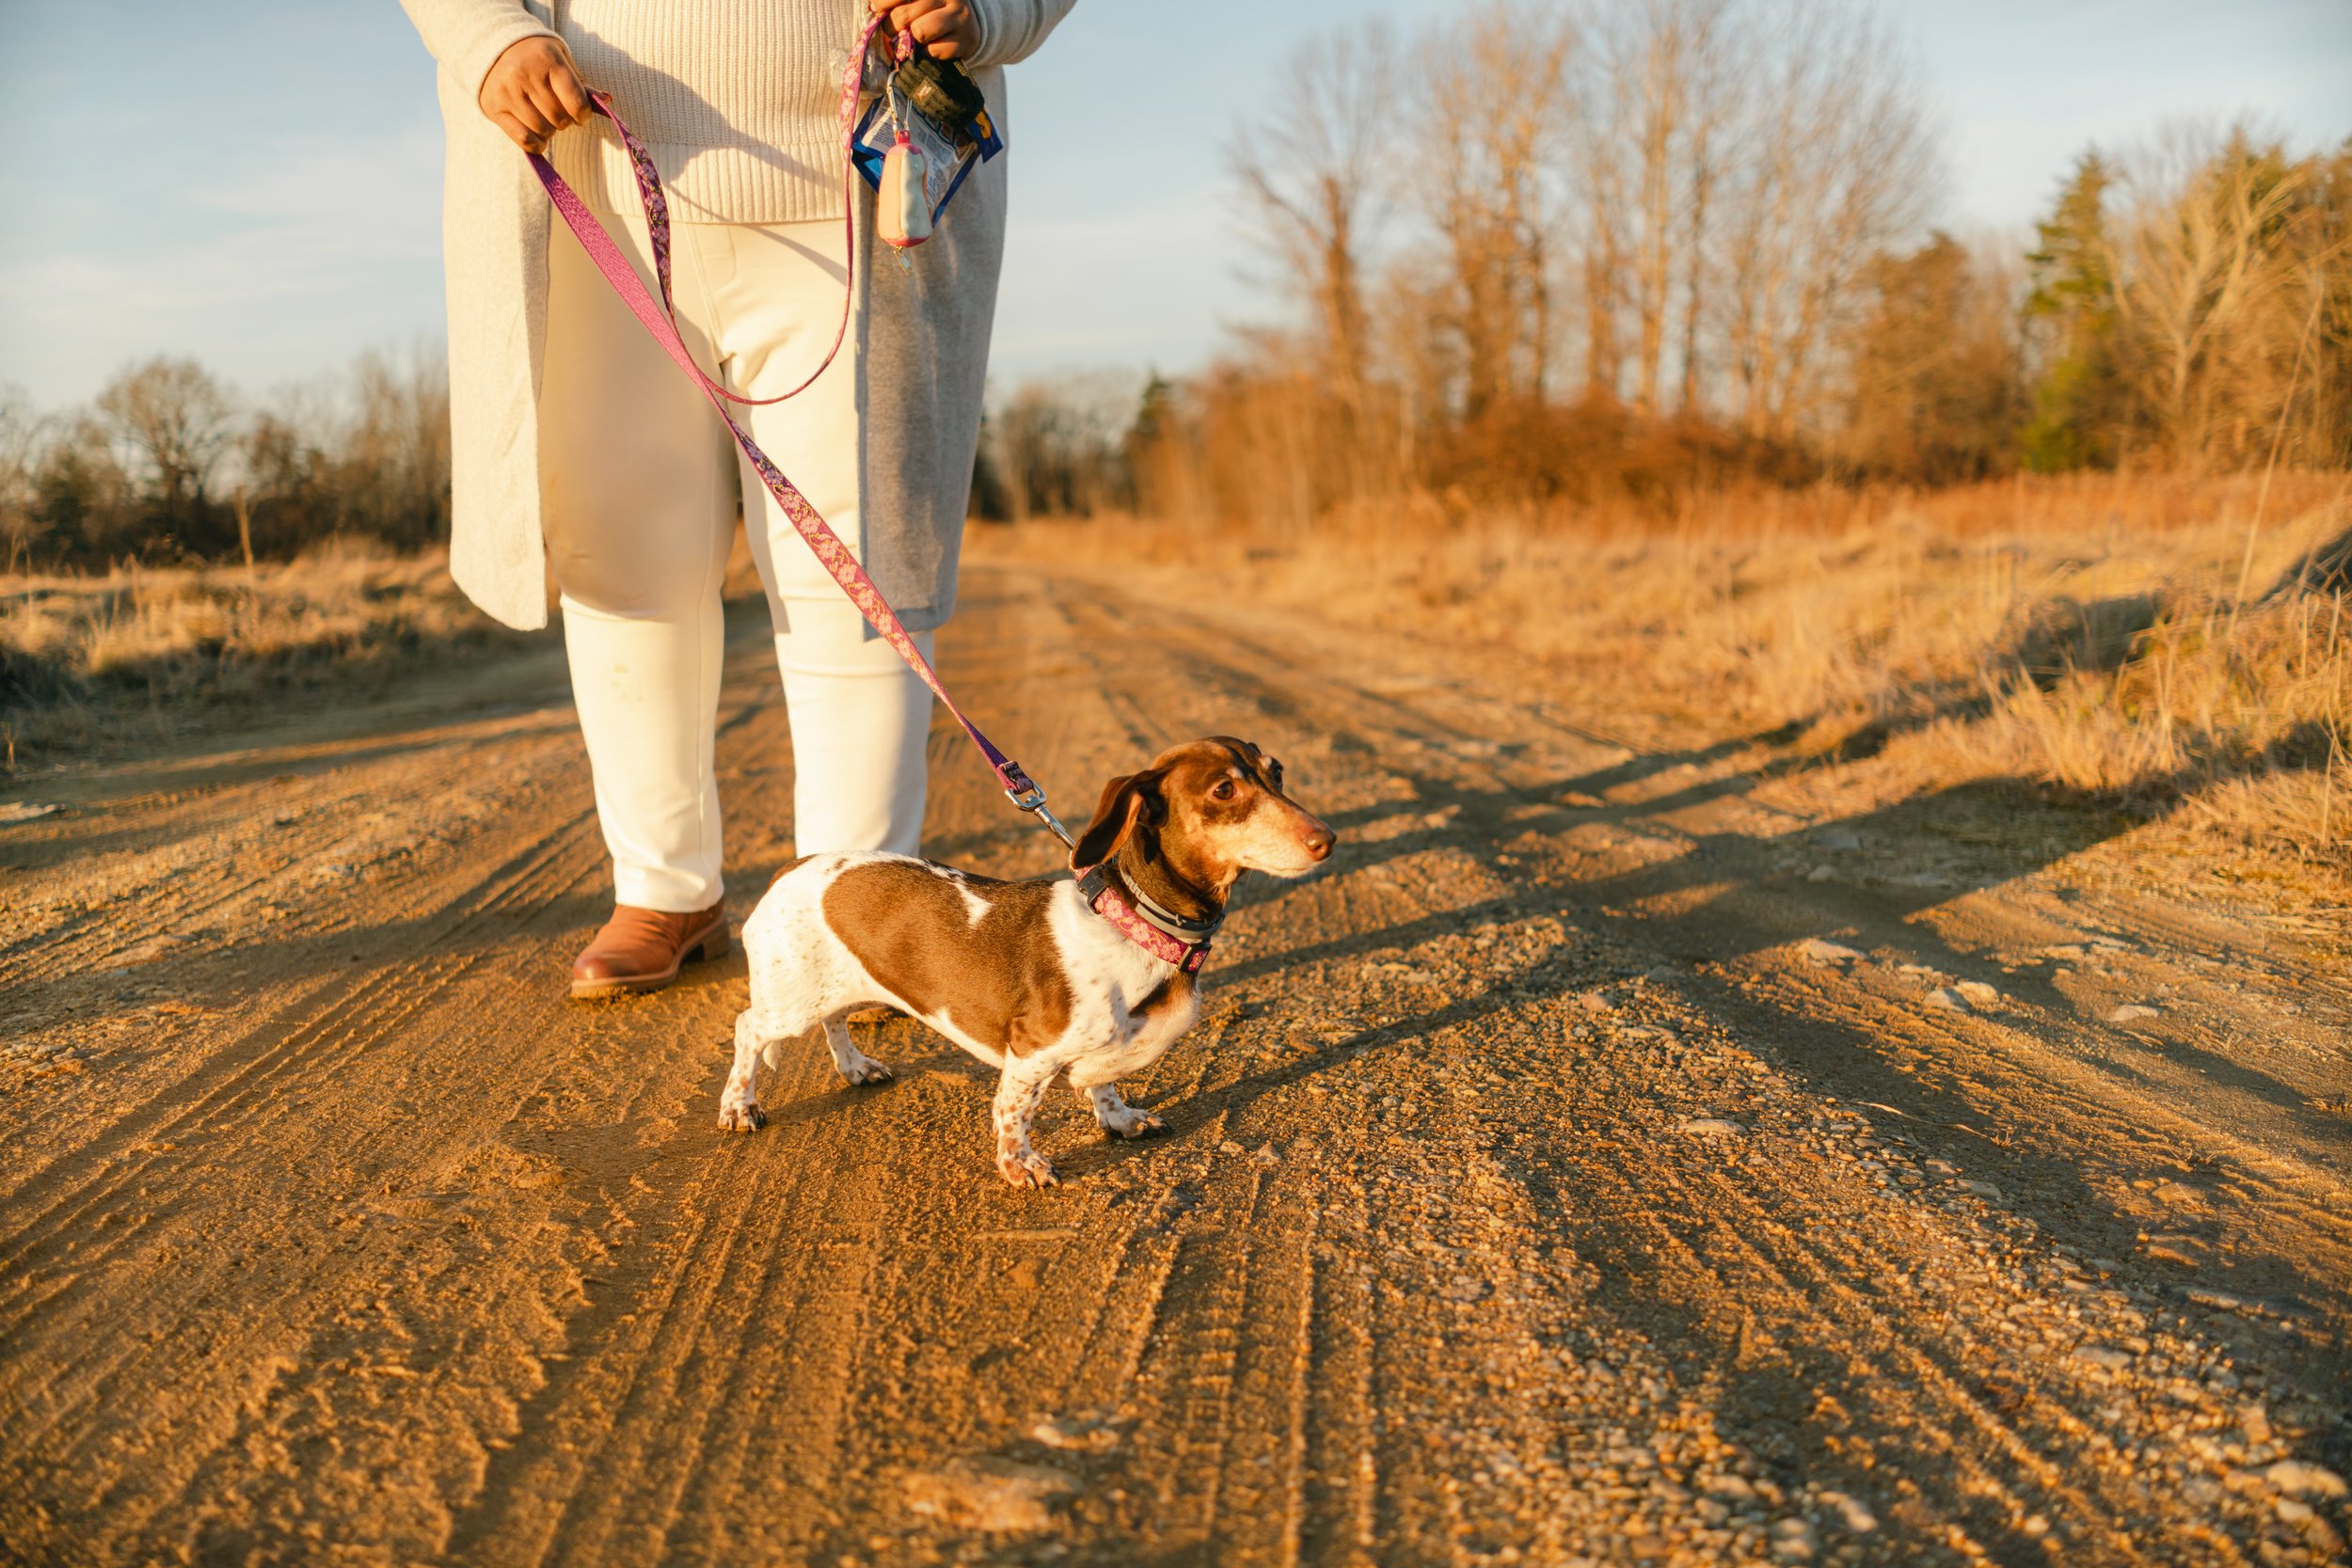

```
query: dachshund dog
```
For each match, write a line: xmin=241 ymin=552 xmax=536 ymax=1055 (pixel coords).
xmin=720 ymin=737 xmax=1336 ymax=1186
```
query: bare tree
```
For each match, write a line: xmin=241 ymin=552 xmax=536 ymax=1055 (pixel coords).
xmin=336 ymin=342 xmax=453 ymax=549
xmin=1716 ymin=0 xmax=1936 ymax=439
xmin=2108 ymin=122 xmax=2331 ymax=467
xmin=95 ymin=357 xmax=235 ymax=524
xmin=0 ymin=386 xmax=48 ymax=569
xmin=985 ymin=372 xmax=1142 ymax=521
xmin=1228 ymin=26 xmax=1398 ymax=407
xmin=1417 ymin=1 xmax=1577 ymax=420
xmin=1601 ymin=0 xmax=1735 ymax=414
xmin=1671 ymin=6 xmax=1728 ymax=414
xmin=1568 ymin=15 xmax=1629 ymax=403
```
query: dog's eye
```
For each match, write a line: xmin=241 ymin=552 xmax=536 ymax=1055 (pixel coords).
xmin=1211 ymin=779 xmax=1238 ymax=801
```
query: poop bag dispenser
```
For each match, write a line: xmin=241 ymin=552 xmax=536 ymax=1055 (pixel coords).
xmin=851 ymin=37 xmax=1003 ymax=254
xmin=878 ymin=130 xmax=931 ymax=248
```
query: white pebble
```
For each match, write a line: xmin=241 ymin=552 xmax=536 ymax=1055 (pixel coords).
xmin=2265 ymin=1460 xmax=2347 ymax=1498
xmin=1819 ymin=1490 xmax=1877 ymax=1533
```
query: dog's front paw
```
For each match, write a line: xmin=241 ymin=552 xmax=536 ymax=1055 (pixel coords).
xmin=836 ymin=1055 xmax=894 ymax=1086
xmin=1100 ymin=1108 xmax=1166 ymax=1140
xmin=717 ymin=1098 xmax=768 ymax=1132
xmin=995 ymin=1149 xmax=1058 ymax=1188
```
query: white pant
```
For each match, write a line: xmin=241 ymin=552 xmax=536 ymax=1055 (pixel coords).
xmin=540 ymin=202 xmax=932 ymax=912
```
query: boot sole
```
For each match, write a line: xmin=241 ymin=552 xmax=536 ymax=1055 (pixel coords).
xmin=569 ymin=921 xmax=730 ymax=1001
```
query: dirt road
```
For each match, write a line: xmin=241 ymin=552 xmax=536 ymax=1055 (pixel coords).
xmin=4 ymin=558 xmax=2348 ymax=1567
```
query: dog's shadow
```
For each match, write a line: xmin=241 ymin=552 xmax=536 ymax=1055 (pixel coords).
xmin=714 ymin=1017 xmax=1205 ymax=1181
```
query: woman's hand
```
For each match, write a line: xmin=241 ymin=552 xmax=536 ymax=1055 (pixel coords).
xmin=478 ymin=35 xmax=592 ymax=153
xmin=871 ymin=0 xmax=980 ymax=60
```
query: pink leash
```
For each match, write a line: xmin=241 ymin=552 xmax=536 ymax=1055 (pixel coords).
xmin=524 ymin=18 xmax=1076 ymax=852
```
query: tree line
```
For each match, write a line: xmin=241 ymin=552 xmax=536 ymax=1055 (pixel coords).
xmin=1 ymin=350 xmax=451 ymax=574
xmin=1087 ymin=0 xmax=2352 ymax=528
xmin=9 ymin=0 xmax=2346 ymax=568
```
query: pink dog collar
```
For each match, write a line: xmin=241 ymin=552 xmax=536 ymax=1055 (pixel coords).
xmin=1073 ymin=866 xmax=1213 ymax=974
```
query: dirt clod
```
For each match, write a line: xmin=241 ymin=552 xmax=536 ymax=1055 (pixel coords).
xmin=900 ymin=1457 xmax=1079 ymax=1531
xmin=1679 ymin=1117 xmax=1745 ymax=1137
xmin=1029 ymin=1413 xmax=1126 ymax=1453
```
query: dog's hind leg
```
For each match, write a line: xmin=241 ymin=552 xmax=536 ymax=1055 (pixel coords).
xmin=820 ymin=1012 xmax=894 ymax=1086
xmin=1079 ymin=1082 xmax=1165 ymax=1139
xmin=719 ymin=1010 xmax=777 ymax=1132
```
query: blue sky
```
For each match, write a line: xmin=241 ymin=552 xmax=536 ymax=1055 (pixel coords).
xmin=2 ymin=0 xmax=2346 ymax=411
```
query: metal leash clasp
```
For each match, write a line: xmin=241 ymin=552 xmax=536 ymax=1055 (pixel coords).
xmin=996 ymin=760 xmax=1075 ymax=848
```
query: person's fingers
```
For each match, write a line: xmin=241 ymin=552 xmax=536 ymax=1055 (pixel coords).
xmin=883 ymin=0 xmax=977 ymax=55
xmin=908 ymin=7 xmax=975 ymax=53
xmin=521 ymin=74 xmax=574 ymax=133
xmin=548 ymin=61 xmax=593 ymax=126
xmin=490 ymin=108 xmax=545 ymax=153
xmin=501 ymin=90 xmax=556 ymax=143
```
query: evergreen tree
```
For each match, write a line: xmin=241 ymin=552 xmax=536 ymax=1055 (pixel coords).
xmin=2021 ymin=151 xmax=2122 ymax=470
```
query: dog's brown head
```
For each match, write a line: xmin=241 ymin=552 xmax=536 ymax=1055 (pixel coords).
xmin=1070 ymin=736 xmax=1335 ymax=899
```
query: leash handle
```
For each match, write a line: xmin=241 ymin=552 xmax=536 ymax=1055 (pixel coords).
xmin=525 ymin=24 xmax=1070 ymax=847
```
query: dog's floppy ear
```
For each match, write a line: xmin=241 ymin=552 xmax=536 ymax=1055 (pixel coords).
xmin=1071 ymin=769 xmax=1163 ymax=870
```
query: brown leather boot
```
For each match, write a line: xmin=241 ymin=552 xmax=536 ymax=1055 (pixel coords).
xmin=570 ymin=900 xmax=729 ymax=1000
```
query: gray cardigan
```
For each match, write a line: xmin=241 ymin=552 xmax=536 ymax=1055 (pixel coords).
xmin=398 ymin=0 xmax=1078 ymax=632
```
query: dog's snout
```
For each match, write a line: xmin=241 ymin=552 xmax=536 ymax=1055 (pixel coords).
xmin=1302 ymin=823 xmax=1336 ymax=862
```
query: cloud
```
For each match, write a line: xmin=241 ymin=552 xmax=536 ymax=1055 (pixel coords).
xmin=0 ymin=123 xmax=448 ymax=406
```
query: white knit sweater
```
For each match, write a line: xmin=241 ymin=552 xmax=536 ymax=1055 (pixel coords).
xmin=550 ymin=0 xmax=864 ymax=223
xmin=415 ymin=0 xmax=1076 ymax=225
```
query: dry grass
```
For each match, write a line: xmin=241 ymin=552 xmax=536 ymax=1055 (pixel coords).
xmin=12 ymin=474 xmax=2349 ymax=870
xmin=979 ymin=471 xmax=2352 ymax=866
xmin=1 ymin=541 xmax=525 ymax=767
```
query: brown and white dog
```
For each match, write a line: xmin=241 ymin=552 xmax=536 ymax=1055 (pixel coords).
xmin=719 ymin=737 xmax=1336 ymax=1186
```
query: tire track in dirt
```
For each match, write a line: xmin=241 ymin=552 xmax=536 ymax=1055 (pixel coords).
xmin=0 ymin=710 xmax=580 ymax=992
xmin=0 ymin=741 xmax=590 ymax=1206
xmin=0 ymin=643 xmax=791 ymax=1564
xmin=980 ymin=600 xmax=1700 ymax=1561
xmin=1739 ymin=961 xmax=2352 ymax=1268
xmin=1089 ymin=572 xmax=2351 ymax=1326
xmin=1031 ymin=568 xmax=2345 ymax=1561
xmin=4 ymin=562 xmax=2345 ymax=1567
xmin=0 ymin=799 xmax=603 ymax=1307
xmin=1554 ymin=1117 xmax=2151 ymax=1561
